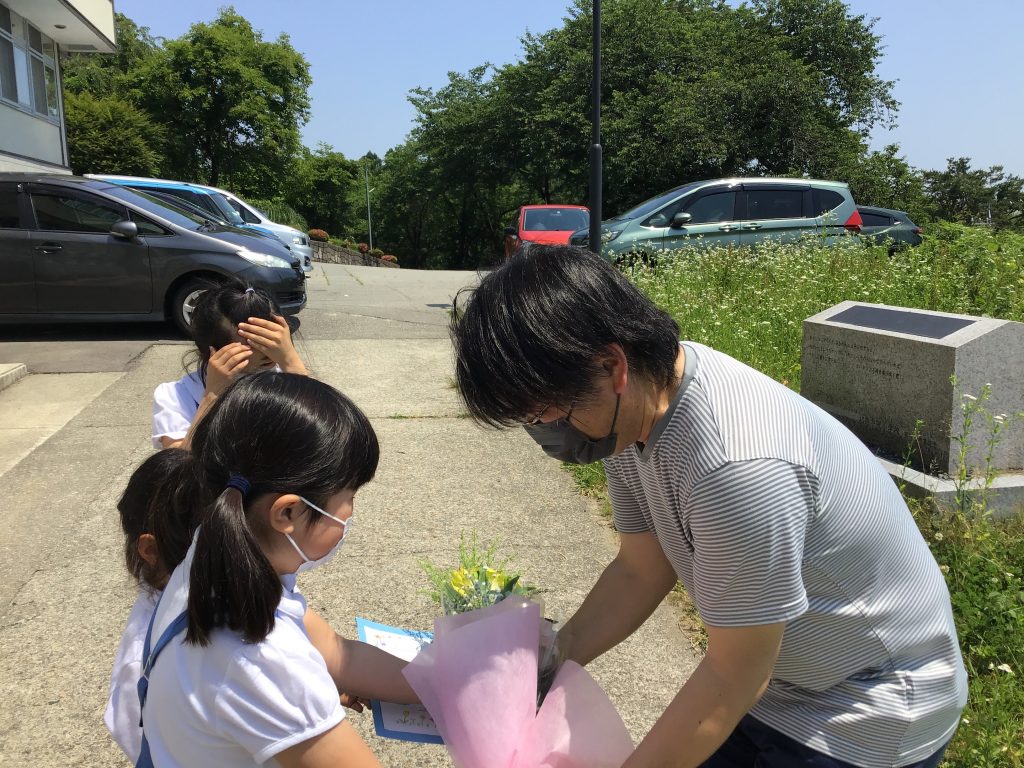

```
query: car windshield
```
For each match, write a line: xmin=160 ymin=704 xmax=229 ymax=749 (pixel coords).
xmin=148 ymin=191 xmax=229 ymax=225
xmin=522 ymin=207 xmax=589 ymax=232
xmin=612 ymin=182 xmax=704 ymax=222
xmin=206 ymin=191 xmax=246 ymax=226
xmin=101 ymin=185 xmax=206 ymax=230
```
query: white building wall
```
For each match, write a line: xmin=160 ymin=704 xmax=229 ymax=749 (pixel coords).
xmin=0 ymin=102 xmax=66 ymax=170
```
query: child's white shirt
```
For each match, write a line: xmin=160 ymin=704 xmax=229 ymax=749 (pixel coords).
xmin=142 ymin=539 xmax=344 ymax=767
xmin=151 ymin=372 xmax=205 ymax=449
xmin=104 ymin=586 xmax=159 ymax=762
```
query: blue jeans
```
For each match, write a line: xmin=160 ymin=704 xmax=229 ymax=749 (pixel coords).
xmin=700 ymin=715 xmax=950 ymax=767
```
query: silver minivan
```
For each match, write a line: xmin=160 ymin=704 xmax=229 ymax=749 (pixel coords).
xmin=571 ymin=177 xmax=862 ymax=262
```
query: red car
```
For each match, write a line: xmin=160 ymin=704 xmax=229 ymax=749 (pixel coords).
xmin=503 ymin=204 xmax=590 ymax=258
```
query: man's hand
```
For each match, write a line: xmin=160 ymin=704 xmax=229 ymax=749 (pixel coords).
xmin=205 ymin=342 xmax=252 ymax=395
xmin=238 ymin=315 xmax=307 ymax=374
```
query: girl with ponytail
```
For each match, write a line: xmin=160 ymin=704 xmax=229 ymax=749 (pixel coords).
xmin=135 ymin=372 xmax=413 ymax=768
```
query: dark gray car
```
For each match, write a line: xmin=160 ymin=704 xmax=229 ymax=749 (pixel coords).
xmin=857 ymin=206 xmax=923 ymax=252
xmin=0 ymin=174 xmax=305 ymax=333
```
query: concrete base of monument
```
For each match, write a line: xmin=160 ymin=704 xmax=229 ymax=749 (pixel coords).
xmin=878 ymin=456 xmax=1024 ymax=520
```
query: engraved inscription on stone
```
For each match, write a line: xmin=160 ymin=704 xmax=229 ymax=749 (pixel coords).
xmin=804 ymin=336 xmax=903 ymax=380
xmin=828 ymin=305 xmax=975 ymax=339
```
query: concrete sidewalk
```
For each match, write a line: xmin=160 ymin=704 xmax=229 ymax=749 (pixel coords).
xmin=0 ymin=267 xmax=700 ymax=767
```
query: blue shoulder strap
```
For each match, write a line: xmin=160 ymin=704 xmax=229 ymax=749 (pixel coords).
xmin=134 ymin=602 xmax=188 ymax=768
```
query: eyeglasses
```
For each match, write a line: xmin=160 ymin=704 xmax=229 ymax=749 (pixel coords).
xmin=518 ymin=399 xmax=576 ymax=427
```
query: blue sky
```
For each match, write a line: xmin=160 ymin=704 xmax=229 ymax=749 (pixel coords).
xmin=113 ymin=0 xmax=1023 ymax=175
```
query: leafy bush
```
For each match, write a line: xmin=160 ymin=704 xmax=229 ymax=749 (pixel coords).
xmin=381 ymin=254 xmax=398 ymax=263
xmin=308 ymin=228 xmax=329 ymax=242
xmin=369 ymin=247 xmax=385 ymax=258
xmin=357 ymin=242 xmax=369 ymax=254
xmin=245 ymin=198 xmax=308 ymax=231
xmin=65 ymin=91 xmax=166 ymax=176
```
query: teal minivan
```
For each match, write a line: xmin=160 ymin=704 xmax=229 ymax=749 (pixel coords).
xmin=570 ymin=177 xmax=862 ymax=262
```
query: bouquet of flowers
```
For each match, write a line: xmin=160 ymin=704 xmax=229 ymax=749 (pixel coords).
xmin=421 ymin=535 xmax=538 ymax=615
xmin=406 ymin=536 xmax=633 ymax=768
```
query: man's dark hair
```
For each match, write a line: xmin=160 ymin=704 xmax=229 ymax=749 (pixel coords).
xmin=451 ymin=244 xmax=680 ymax=427
xmin=184 ymin=371 xmax=379 ymax=646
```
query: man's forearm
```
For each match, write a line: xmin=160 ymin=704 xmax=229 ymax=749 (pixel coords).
xmin=559 ymin=547 xmax=677 ymax=667
xmin=623 ymin=621 xmax=784 ymax=768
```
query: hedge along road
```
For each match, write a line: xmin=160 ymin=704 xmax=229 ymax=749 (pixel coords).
xmin=0 ymin=262 xmax=699 ymax=766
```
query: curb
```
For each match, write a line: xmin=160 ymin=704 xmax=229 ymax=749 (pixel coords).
xmin=0 ymin=363 xmax=27 ymax=394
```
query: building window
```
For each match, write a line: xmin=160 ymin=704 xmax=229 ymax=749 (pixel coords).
xmin=0 ymin=2 xmax=60 ymax=123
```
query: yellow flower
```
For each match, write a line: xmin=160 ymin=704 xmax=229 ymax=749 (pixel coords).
xmin=484 ymin=567 xmax=505 ymax=593
xmin=449 ymin=567 xmax=475 ymax=597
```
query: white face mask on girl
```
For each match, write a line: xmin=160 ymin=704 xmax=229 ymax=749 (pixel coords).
xmin=285 ymin=496 xmax=352 ymax=574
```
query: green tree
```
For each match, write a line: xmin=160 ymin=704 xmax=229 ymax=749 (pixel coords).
xmin=61 ymin=13 xmax=161 ymax=98
xmin=923 ymin=158 xmax=1024 ymax=230
xmin=287 ymin=143 xmax=362 ymax=236
xmin=64 ymin=91 xmax=166 ymax=176
xmin=140 ymin=7 xmax=311 ymax=193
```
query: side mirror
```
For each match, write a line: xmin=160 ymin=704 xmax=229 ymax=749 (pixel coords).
xmin=110 ymin=220 xmax=139 ymax=239
xmin=670 ymin=212 xmax=692 ymax=228
xmin=502 ymin=226 xmax=517 ymax=237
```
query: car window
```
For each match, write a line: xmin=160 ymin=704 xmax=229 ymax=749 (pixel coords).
xmin=615 ymin=182 xmax=704 ymax=221
xmin=31 ymin=191 xmax=125 ymax=233
xmin=684 ymin=191 xmax=736 ymax=224
xmin=860 ymin=212 xmax=891 ymax=227
xmin=812 ymin=189 xmax=844 ymax=216
xmin=0 ymin=183 xmax=21 ymax=228
xmin=522 ymin=208 xmax=589 ymax=232
xmin=129 ymin=211 xmax=168 ymax=235
xmin=746 ymin=189 xmax=804 ymax=220
xmin=100 ymin=185 xmax=204 ymax=230
xmin=229 ymin=197 xmax=261 ymax=224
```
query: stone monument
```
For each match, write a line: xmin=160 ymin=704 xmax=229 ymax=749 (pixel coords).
xmin=801 ymin=301 xmax=1024 ymax=477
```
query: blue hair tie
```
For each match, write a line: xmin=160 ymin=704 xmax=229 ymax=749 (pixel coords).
xmin=225 ymin=474 xmax=252 ymax=498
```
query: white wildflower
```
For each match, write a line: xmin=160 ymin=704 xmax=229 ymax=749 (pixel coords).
xmin=996 ymin=663 xmax=1014 ymax=675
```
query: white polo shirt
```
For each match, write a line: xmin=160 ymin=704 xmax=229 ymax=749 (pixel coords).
xmin=105 ymin=587 xmax=159 ymax=762
xmin=142 ymin=543 xmax=344 ymax=767
xmin=151 ymin=372 xmax=205 ymax=449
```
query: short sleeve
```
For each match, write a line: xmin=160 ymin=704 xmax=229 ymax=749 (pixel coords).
xmin=604 ymin=457 xmax=654 ymax=534
xmin=212 ymin=638 xmax=344 ymax=764
xmin=152 ymin=380 xmax=195 ymax=449
xmin=686 ymin=459 xmax=813 ymax=627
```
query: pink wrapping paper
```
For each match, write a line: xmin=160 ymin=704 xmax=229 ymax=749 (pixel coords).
xmin=402 ymin=598 xmax=634 ymax=768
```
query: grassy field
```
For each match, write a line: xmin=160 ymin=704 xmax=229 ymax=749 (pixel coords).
xmin=567 ymin=224 xmax=1024 ymax=767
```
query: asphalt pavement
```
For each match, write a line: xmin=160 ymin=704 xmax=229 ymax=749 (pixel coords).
xmin=0 ymin=263 xmax=700 ymax=767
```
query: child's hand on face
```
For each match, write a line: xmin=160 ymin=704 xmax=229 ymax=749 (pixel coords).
xmin=237 ymin=315 xmax=307 ymax=374
xmin=205 ymin=342 xmax=252 ymax=396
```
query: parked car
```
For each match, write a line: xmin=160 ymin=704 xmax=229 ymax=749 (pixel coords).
xmin=85 ymin=174 xmax=315 ymax=272
xmin=569 ymin=178 xmax=862 ymax=262
xmin=198 ymin=184 xmax=314 ymax=272
xmin=503 ymin=204 xmax=590 ymax=258
xmin=857 ymin=205 xmax=923 ymax=252
xmin=0 ymin=174 xmax=306 ymax=334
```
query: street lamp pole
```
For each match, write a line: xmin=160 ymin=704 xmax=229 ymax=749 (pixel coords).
xmin=364 ymin=163 xmax=374 ymax=252
xmin=588 ymin=0 xmax=602 ymax=256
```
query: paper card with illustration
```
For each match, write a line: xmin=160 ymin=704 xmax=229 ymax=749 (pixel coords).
xmin=355 ymin=617 xmax=444 ymax=744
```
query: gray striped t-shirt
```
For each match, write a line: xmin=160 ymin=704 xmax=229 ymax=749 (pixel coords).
xmin=605 ymin=342 xmax=967 ymax=768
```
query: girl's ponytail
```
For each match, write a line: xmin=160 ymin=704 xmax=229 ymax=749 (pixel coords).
xmin=186 ymin=484 xmax=280 ymax=646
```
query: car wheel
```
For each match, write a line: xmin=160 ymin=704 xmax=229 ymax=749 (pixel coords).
xmin=170 ymin=278 xmax=216 ymax=336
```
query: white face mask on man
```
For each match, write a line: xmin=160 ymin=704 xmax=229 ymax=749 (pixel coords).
xmin=284 ymin=496 xmax=352 ymax=574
